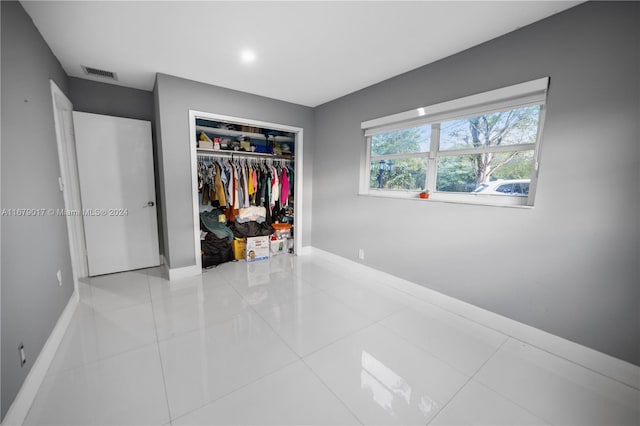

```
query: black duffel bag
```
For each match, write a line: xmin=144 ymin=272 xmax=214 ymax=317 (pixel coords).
xmin=228 ymin=221 xmax=274 ymax=238
xmin=201 ymin=232 xmax=233 ymax=268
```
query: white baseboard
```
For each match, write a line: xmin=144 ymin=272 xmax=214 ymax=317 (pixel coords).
xmin=2 ymin=291 xmax=79 ymax=426
xmin=164 ymin=263 xmax=201 ymax=281
xmin=308 ymin=247 xmax=639 ymax=390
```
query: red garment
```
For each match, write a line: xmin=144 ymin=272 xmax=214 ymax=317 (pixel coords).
xmin=281 ymin=168 xmax=290 ymax=206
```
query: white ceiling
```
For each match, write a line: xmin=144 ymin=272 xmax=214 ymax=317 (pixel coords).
xmin=21 ymin=1 xmax=581 ymax=107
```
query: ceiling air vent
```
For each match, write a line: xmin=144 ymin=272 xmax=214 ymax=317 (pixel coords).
xmin=81 ymin=65 xmax=118 ymax=81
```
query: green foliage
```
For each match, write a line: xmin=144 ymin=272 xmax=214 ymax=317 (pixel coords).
xmin=370 ymin=158 xmax=426 ymax=191
xmin=491 ymin=151 xmax=534 ymax=180
xmin=436 ymin=156 xmax=475 ymax=192
xmin=371 ymin=127 xmax=424 ymax=156
xmin=370 ymin=127 xmax=428 ymax=190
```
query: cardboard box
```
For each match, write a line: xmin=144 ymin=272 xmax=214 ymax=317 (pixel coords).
xmin=232 ymin=238 xmax=246 ymax=260
xmin=199 ymin=140 xmax=213 ymax=150
xmin=246 ymin=236 xmax=269 ymax=262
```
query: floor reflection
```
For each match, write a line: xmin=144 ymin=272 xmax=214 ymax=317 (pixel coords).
xmin=360 ymin=350 xmax=436 ymax=420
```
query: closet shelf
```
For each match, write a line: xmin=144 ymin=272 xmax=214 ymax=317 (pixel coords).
xmin=197 ymin=148 xmax=294 ymax=161
xmin=196 ymin=125 xmax=294 ymax=142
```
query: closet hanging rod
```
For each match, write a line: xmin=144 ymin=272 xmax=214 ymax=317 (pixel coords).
xmin=197 ymin=148 xmax=293 ymax=161
xmin=197 ymin=151 xmax=292 ymax=165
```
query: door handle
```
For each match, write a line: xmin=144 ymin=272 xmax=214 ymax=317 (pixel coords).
xmin=144 ymin=201 xmax=155 ymax=208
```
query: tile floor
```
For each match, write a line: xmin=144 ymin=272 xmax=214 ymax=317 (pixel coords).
xmin=24 ymin=254 xmax=639 ymax=425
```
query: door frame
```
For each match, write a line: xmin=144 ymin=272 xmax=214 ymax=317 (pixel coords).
xmin=188 ymin=110 xmax=304 ymax=270
xmin=50 ymin=80 xmax=88 ymax=287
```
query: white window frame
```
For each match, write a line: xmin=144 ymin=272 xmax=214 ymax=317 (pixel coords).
xmin=360 ymin=77 xmax=549 ymax=207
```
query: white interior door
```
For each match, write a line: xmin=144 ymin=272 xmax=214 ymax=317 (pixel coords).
xmin=73 ymin=112 xmax=160 ymax=276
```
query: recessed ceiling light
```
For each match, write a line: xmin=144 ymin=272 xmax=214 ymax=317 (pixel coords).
xmin=241 ymin=49 xmax=256 ymax=63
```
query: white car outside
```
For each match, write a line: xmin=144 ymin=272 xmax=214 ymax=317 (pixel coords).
xmin=472 ymin=179 xmax=530 ymax=196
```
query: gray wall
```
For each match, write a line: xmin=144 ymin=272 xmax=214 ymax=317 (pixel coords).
xmin=155 ymin=74 xmax=314 ymax=268
xmin=68 ymin=77 xmax=164 ymax=257
xmin=312 ymin=2 xmax=639 ymax=365
xmin=1 ymin=1 xmax=74 ymax=419
xmin=68 ymin=77 xmax=154 ymax=122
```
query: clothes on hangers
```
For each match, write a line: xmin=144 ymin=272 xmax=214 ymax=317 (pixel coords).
xmin=197 ymin=153 xmax=293 ymax=224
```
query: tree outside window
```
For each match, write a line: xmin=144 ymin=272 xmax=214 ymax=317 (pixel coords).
xmin=368 ymin=105 xmax=540 ymax=194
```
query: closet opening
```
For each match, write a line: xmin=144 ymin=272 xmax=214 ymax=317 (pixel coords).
xmin=188 ymin=110 xmax=304 ymax=270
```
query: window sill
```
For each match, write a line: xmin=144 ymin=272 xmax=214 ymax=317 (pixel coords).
xmin=359 ymin=190 xmax=534 ymax=209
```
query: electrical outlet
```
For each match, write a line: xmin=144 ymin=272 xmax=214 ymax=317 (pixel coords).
xmin=19 ymin=343 xmax=26 ymax=367
xmin=57 ymin=270 xmax=62 ymax=286
xmin=358 ymin=249 xmax=365 ymax=260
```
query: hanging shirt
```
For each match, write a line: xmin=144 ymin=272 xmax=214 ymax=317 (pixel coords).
xmin=288 ymin=166 xmax=294 ymax=194
xmin=270 ymin=165 xmax=280 ymax=207
xmin=264 ymin=172 xmax=272 ymax=223
xmin=242 ymin=163 xmax=250 ymax=207
xmin=225 ymin=162 xmax=238 ymax=222
xmin=219 ymin=160 xmax=228 ymax=189
xmin=224 ymin=162 xmax=233 ymax=204
xmin=253 ymin=169 xmax=258 ymax=196
xmin=213 ymin=162 xmax=226 ymax=207
xmin=281 ymin=167 xmax=289 ymax=206
xmin=259 ymin=168 xmax=267 ymax=204
xmin=237 ymin=163 xmax=245 ymax=209
xmin=267 ymin=173 xmax=272 ymax=210
xmin=247 ymin=164 xmax=254 ymax=196
xmin=233 ymin=164 xmax=240 ymax=209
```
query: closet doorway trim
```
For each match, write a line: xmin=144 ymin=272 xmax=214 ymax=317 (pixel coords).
xmin=188 ymin=110 xmax=304 ymax=270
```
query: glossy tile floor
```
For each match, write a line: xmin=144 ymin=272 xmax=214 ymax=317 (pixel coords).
xmin=25 ymin=254 xmax=639 ymax=425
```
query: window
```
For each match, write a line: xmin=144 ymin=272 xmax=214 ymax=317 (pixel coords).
xmin=361 ymin=78 xmax=548 ymax=207
xmin=369 ymin=125 xmax=430 ymax=191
